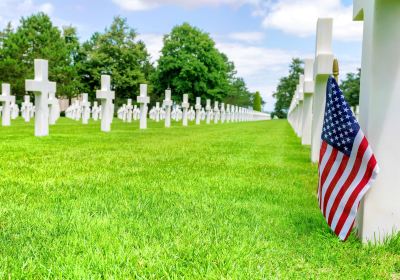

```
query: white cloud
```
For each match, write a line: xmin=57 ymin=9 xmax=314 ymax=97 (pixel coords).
xmin=261 ymin=0 xmax=363 ymax=41
xmin=137 ymin=33 xmax=164 ymax=63
xmin=228 ymin=31 xmax=265 ymax=43
xmin=216 ymin=41 xmax=308 ymax=111
xmin=0 ymin=0 xmax=54 ymax=28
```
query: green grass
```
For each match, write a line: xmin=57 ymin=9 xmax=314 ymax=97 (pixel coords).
xmin=0 ymin=118 xmax=399 ymax=279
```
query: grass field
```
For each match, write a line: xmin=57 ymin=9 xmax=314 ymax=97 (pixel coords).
xmin=0 ymin=118 xmax=399 ymax=279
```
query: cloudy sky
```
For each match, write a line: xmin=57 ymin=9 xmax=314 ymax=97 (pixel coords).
xmin=0 ymin=0 xmax=363 ymax=111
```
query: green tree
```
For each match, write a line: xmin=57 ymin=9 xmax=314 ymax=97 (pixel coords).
xmin=272 ymin=58 xmax=304 ymax=119
xmin=153 ymin=23 xmax=231 ymax=103
xmin=0 ymin=13 xmax=77 ymax=100
xmin=223 ymin=77 xmax=252 ymax=107
xmin=78 ymin=16 xmax=154 ymax=105
xmin=253 ymin=91 xmax=262 ymax=111
xmin=340 ymin=68 xmax=360 ymax=108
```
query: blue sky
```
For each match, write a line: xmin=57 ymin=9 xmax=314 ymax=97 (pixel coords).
xmin=0 ymin=0 xmax=363 ymax=111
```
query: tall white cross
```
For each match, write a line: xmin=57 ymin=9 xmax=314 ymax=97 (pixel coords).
xmin=195 ymin=97 xmax=202 ymax=125
xmin=220 ymin=103 xmax=226 ymax=124
xmin=182 ymin=94 xmax=189 ymax=126
xmin=96 ymin=75 xmax=115 ymax=132
xmin=205 ymin=99 xmax=211 ymax=124
xmin=353 ymin=0 xmax=400 ymax=243
xmin=301 ymin=59 xmax=315 ymax=145
xmin=0 ymin=83 xmax=13 ymax=126
xmin=311 ymin=18 xmax=334 ymax=163
xmin=137 ymin=84 xmax=150 ymax=129
xmin=25 ymin=59 xmax=56 ymax=136
xmin=164 ymin=89 xmax=172 ymax=128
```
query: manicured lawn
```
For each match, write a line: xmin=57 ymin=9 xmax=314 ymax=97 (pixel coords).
xmin=0 ymin=118 xmax=399 ymax=279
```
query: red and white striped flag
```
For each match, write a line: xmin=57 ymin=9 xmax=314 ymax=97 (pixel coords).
xmin=317 ymin=77 xmax=379 ymax=240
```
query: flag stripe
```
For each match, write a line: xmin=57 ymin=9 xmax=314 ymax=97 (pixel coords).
xmin=322 ymin=155 xmax=349 ymax=216
xmin=320 ymin=152 xmax=343 ymax=213
xmin=327 ymin=137 xmax=368 ymax=226
xmin=324 ymin=131 xmax=364 ymax=220
xmin=329 ymin=136 xmax=369 ymax=228
xmin=334 ymin=155 xmax=377 ymax=236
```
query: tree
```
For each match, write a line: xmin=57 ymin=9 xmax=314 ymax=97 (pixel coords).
xmin=78 ymin=16 xmax=154 ymax=105
xmin=253 ymin=91 xmax=262 ymax=111
xmin=272 ymin=58 xmax=304 ymax=118
xmin=0 ymin=13 xmax=77 ymax=101
xmin=340 ymin=68 xmax=360 ymax=108
xmin=153 ymin=23 xmax=232 ymax=104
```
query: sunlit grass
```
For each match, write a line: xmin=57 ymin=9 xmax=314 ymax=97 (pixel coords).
xmin=0 ymin=118 xmax=399 ymax=279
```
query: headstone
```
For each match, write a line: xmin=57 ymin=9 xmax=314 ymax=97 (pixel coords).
xmin=311 ymin=18 xmax=334 ymax=162
xmin=81 ymin=93 xmax=90 ymax=125
xmin=195 ymin=97 xmax=202 ymax=125
xmin=92 ymin=101 xmax=100 ymax=121
xmin=200 ymin=108 xmax=206 ymax=121
xmin=296 ymin=76 xmax=305 ymax=137
xmin=164 ymin=89 xmax=172 ymax=128
xmin=181 ymin=94 xmax=189 ymax=126
xmin=301 ymin=59 xmax=315 ymax=145
xmin=354 ymin=0 xmax=400 ymax=243
xmin=96 ymin=75 xmax=115 ymax=132
xmin=48 ymin=91 xmax=60 ymax=125
xmin=205 ymin=99 xmax=211 ymax=124
xmin=126 ymin=99 xmax=133 ymax=123
xmin=189 ymin=106 xmax=195 ymax=121
xmin=226 ymin=104 xmax=231 ymax=123
xmin=155 ymin=102 xmax=160 ymax=122
xmin=21 ymin=95 xmax=33 ymax=122
xmin=10 ymin=96 xmax=19 ymax=120
xmin=25 ymin=59 xmax=56 ymax=136
xmin=214 ymin=101 xmax=220 ymax=124
xmin=0 ymin=83 xmax=12 ymax=126
xmin=220 ymin=103 xmax=226 ymax=123
xmin=137 ymin=84 xmax=150 ymax=129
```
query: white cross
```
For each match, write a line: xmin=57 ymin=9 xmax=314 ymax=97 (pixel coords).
xmin=137 ymin=84 xmax=150 ymax=129
xmin=205 ymin=99 xmax=211 ymax=124
xmin=353 ymin=0 xmax=400 ymax=243
xmin=96 ymin=75 xmax=115 ymax=132
xmin=48 ymin=90 xmax=60 ymax=125
xmin=164 ymin=89 xmax=172 ymax=128
xmin=311 ymin=18 xmax=334 ymax=163
xmin=0 ymin=83 xmax=13 ymax=126
xmin=25 ymin=59 xmax=56 ymax=136
xmin=195 ymin=97 xmax=202 ymax=125
xmin=81 ymin=93 xmax=91 ymax=125
xmin=182 ymin=94 xmax=189 ymax=126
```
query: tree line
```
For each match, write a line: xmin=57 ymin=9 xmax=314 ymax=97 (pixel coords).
xmin=272 ymin=58 xmax=360 ymax=119
xmin=0 ymin=13 xmax=262 ymax=109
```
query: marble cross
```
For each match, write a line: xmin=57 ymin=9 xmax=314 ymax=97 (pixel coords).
xmin=96 ymin=75 xmax=115 ymax=132
xmin=164 ymin=89 xmax=172 ymax=128
xmin=0 ymin=83 xmax=13 ymax=126
xmin=182 ymin=94 xmax=189 ymax=126
xmin=25 ymin=59 xmax=56 ymax=136
xmin=137 ymin=84 xmax=150 ymax=129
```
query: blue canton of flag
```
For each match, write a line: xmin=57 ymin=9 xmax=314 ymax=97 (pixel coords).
xmin=321 ymin=77 xmax=360 ymax=156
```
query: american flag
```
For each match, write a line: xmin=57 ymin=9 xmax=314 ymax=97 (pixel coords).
xmin=317 ymin=76 xmax=379 ymax=241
